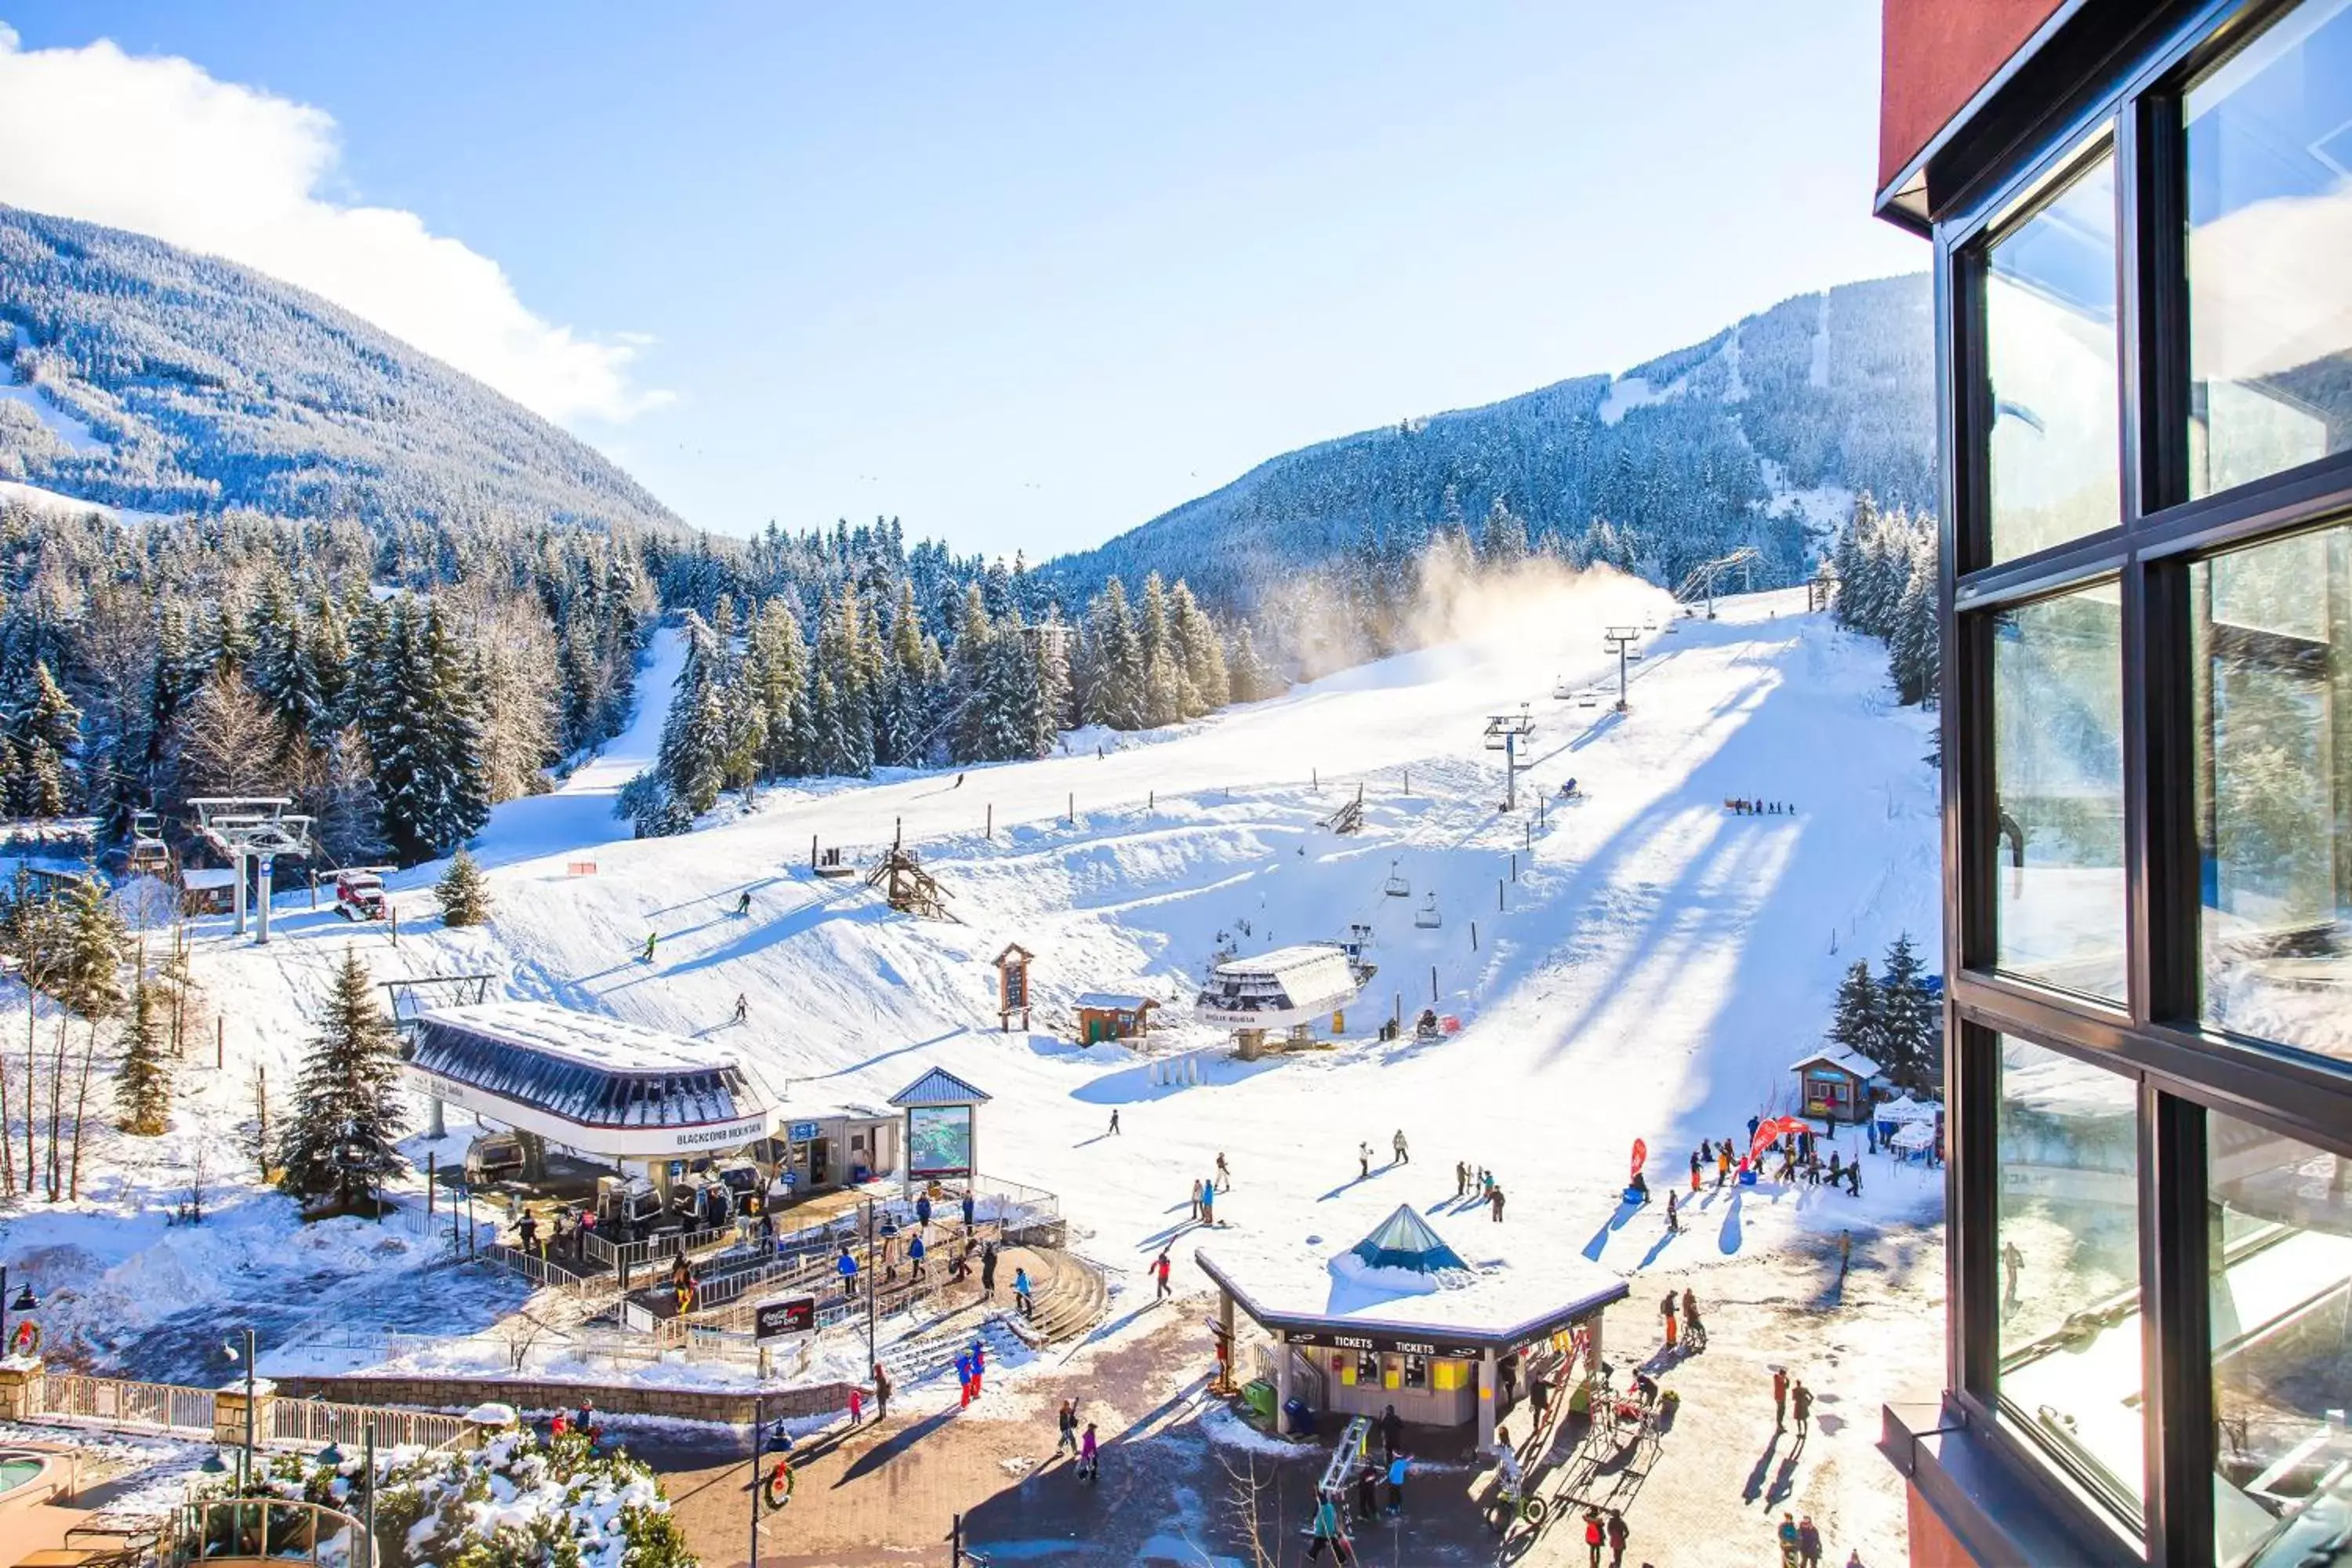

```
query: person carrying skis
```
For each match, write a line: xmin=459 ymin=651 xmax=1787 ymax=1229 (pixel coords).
xmin=1153 ymin=1250 xmax=1172 ymax=1301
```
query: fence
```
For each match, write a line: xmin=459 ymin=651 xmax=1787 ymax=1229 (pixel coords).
xmin=37 ymin=1373 xmax=216 ymax=1437
xmin=481 ymin=1243 xmax=607 ymax=1299
xmin=576 ymin=1223 xmax=734 ymax=1276
xmin=271 ymin=1398 xmax=468 ymax=1452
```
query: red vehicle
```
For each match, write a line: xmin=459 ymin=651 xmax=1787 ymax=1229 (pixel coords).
xmin=334 ymin=869 xmax=387 ymax=921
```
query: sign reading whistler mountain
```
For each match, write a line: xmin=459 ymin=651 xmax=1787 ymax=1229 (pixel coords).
xmin=907 ymin=1105 xmax=973 ymax=1179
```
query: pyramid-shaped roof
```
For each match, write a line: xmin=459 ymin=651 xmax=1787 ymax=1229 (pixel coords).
xmin=1348 ymin=1205 xmax=1469 ymax=1276
xmin=888 ymin=1065 xmax=993 ymax=1107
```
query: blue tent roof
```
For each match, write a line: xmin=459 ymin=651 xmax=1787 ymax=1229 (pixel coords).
xmin=1348 ymin=1205 xmax=1469 ymax=1275
xmin=888 ymin=1065 xmax=993 ymax=1107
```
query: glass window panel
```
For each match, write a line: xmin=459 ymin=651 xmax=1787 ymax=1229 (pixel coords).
xmin=1991 ymin=585 xmax=2128 ymax=1000
xmin=2187 ymin=0 xmax=2352 ymax=498
xmin=2194 ymin=523 xmax=2352 ymax=1059
xmin=2206 ymin=1112 xmax=2352 ymax=1568
xmin=1986 ymin=151 xmax=2121 ymax=562
xmin=1995 ymin=1036 xmax=2146 ymax=1523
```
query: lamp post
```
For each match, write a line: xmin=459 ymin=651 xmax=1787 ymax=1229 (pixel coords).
xmin=318 ymin=1425 xmax=376 ymax=1568
xmin=747 ymin=1393 xmax=763 ymax=1568
xmin=223 ymin=1328 xmax=256 ymax=1493
xmin=0 ymin=1268 xmax=38 ymax=1355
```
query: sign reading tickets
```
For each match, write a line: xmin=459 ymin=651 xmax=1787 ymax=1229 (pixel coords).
xmin=906 ymin=1104 xmax=972 ymax=1179
xmin=755 ymin=1298 xmax=816 ymax=1341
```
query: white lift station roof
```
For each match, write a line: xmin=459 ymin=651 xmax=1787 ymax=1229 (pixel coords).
xmin=406 ymin=1001 xmax=779 ymax=1159
xmin=1196 ymin=943 xmax=1364 ymax=1029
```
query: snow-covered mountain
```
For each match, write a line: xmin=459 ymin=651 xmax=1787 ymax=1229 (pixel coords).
xmin=1047 ymin=274 xmax=1934 ymax=606
xmin=0 ymin=205 xmax=681 ymax=532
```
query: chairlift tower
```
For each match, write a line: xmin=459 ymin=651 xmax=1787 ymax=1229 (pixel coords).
xmin=188 ymin=797 xmax=315 ymax=944
xmin=1602 ymin=626 xmax=1641 ymax=712
xmin=1482 ymin=702 xmax=1537 ymax=811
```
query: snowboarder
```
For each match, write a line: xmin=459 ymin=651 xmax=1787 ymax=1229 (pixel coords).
xmin=1381 ymin=1403 xmax=1402 ymax=1459
xmin=1307 ymin=1494 xmax=1350 ymax=1561
xmin=731 ymin=993 xmax=748 ymax=1025
xmin=1359 ymin=1142 xmax=1372 ymax=1179
xmin=1153 ymin=1250 xmax=1172 ymax=1301
xmin=1056 ymin=1399 xmax=1079 ymax=1457
xmin=1392 ymin=1130 xmax=1408 ymax=1165
xmin=734 ymin=891 xmax=751 ymax=916
xmin=1076 ymin=1423 xmax=1098 ymax=1482
xmin=1489 ymin=1183 xmax=1505 ymax=1222
xmin=1109 ymin=1109 xmax=1120 ymax=1136
xmin=1791 ymin=1378 xmax=1813 ymax=1438
xmin=1773 ymin=1366 xmax=1789 ymax=1428
xmin=1384 ymin=1452 xmax=1406 ymax=1516
xmin=1214 ymin=1152 xmax=1229 ymax=1190
xmin=641 ymin=931 xmax=657 ymax=963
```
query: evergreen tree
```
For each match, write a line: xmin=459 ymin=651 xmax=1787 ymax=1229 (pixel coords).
xmin=949 ymin=584 xmax=996 ymax=764
xmin=114 ymin=980 xmax=170 ymax=1135
xmin=1877 ymin=931 xmax=1941 ymax=1092
xmin=1826 ymin=958 xmax=1885 ymax=1064
xmin=1168 ymin=582 xmax=1229 ymax=714
xmin=745 ymin=597 xmax=808 ymax=780
xmin=278 ymin=948 xmax=409 ymax=1208
xmin=436 ymin=848 xmax=493 ymax=927
xmin=1080 ymin=579 xmax=1143 ymax=729
xmin=1888 ymin=541 xmax=1940 ymax=706
xmin=1480 ymin=495 xmax=1530 ymax=568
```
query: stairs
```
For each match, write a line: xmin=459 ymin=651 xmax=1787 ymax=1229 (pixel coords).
xmin=1001 ymin=1244 xmax=1111 ymax=1346
xmin=876 ymin=1310 xmax=1029 ymax=1389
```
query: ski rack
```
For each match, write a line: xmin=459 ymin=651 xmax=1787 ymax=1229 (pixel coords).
xmin=1318 ymin=1417 xmax=1374 ymax=1501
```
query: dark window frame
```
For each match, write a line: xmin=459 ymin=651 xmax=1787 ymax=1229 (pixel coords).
xmin=1931 ymin=0 xmax=2352 ymax=1561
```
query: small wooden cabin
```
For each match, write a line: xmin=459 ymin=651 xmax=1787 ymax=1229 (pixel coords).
xmin=180 ymin=866 xmax=238 ymax=915
xmin=1074 ymin=992 xmax=1158 ymax=1045
xmin=1788 ymin=1046 xmax=1885 ymax=1125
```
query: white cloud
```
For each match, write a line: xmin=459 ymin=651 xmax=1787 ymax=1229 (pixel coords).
xmin=0 ymin=24 xmax=668 ymax=425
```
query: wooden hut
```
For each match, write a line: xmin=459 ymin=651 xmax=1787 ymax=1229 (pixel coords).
xmin=1788 ymin=1046 xmax=1884 ymax=1124
xmin=1073 ymin=992 xmax=1158 ymax=1045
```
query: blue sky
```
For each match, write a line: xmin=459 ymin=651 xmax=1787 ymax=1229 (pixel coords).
xmin=0 ymin=4 xmax=1924 ymax=559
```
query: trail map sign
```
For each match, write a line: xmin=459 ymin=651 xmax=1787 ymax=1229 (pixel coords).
xmin=907 ymin=1105 xmax=973 ymax=1179
xmin=755 ymin=1298 xmax=816 ymax=1341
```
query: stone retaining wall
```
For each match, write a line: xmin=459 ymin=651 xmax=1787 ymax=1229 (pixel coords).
xmin=274 ymin=1374 xmax=853 ymax=1425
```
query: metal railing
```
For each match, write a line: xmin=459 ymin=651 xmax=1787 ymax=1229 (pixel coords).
xmin=576 ymin=1223 xmax=734 ymax=1274
xmin=38 ymin=1373 xmax=216 ymax=1437
xmin=481 ymin=1243 xmax=605 ymax=1298
xmin=270 ymin=1398 xmax=467 ymax=1452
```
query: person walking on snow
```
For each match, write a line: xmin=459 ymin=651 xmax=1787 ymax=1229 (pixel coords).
xmin=1455 ymin=1160 xmax=1468 ymax=1197
xmin=1583 ymin=1508 xmax=1606 ymax=1567
xmin=1307 ymin=1495 xmax=1350 ymax=1562
xmin=1661 ymin=1290 xmax=1679 ymax=1350
xmin=1791 ymin=1378 xmax=1813 ymax=1438
xmin=1392 ymin=1130 xmax=1409 ymax=1165
xmin=1718 ymin=1146 xmax=1733 ymax=1187
xmin=1109 ymin=1109 xmax=1120 ymax=1136
xmin=981 ymin=1241 xmax=998 ymax=1299
xmin=1682 ymin=1288 xmax=1703 ymax=1343
xmin=641 ymin=931 xmax=657 ymax=963
xmin=1153 ymin=1250 xmax=1172 ymax=1301
xmin=1489 ymin=1182 xmax=1506 ymax=1222
xmin=1797 ymin=1515 xmax=1824 ymax=1568
xmin=1199 ymin=1179 xmax=1214 ymax=1226
xmin=1359 ymin=1142 xmax=1372 ymax=1179
xmin=1384 ymin=1452 xmax=1407 ymax=1516
xmin=1215 ymin=1153 xmax=1229 ymax=1190
xmin=1056 ymin=1399 xmax=1079 ymax=1457
xmin=1014 ymin=1266 xmax=1033 ymax=1318
xmin=969 ymin=1338 xmax=985 ymax=1396
xmin=954 ymin=1350 xmax=973 ymax=1408
xmin=1381 ymin=1403 xmax=1402 ymax=1459
xmin=1606 ymin=1510 xmax=1629 ymax=1566
xmin=872 ymin=1362 xmax=891 ymax=1421
xmin=1773 ymin=1366 xmax=1790 ymax=1428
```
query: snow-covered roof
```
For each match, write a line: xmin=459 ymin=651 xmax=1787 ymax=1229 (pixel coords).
xmin=1195 ymin=1208 xmax=1625 ymax=1348
xmin=179 ymin=868 xmax=238 ymax=890
xmin=409 ymin=1002 xmax=764 ymax=1131
xmin=1877 ymin=1094 xmax=1940 ymax=1123
xmin=1218 ymin=944 xmax=1355 ymax=979
xmin=1198 ymin=944 xmax=1363 ymax=1027
xmin=1791 ymin=1046 xmax=1881 ymax=1079
xmin=1074 ymin=992 xmax=1156 ymax=1011
xmin=1890 ymin=1120 xmax=1936 ymax=1150
xmin=888 ymin=1065 xmax=992 ymax=1107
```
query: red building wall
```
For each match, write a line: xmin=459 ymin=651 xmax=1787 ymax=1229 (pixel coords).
xmin=1881 ymin=0 xmax=2071 ymax=191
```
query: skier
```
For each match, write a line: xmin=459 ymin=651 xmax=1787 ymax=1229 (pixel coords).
xmin=1056 ymin=1399 xmax=1079 ymax=1457
xmin=1489 ymin=1182 xmax=1505 ymax=1222
xmin=1153 ymin=1250 xmax=1172 ymax=1301
xmin=735 ymin=891 xmax=751 ymax=916
xmin=641 ymin=931 xmax=657 ymax=963
xmin=1359 ymin=1142 xmax=1372 ymax=1179
xmin=731 ymin=993 xmax=748 ymax=1025
xmin=1392 ymin=1129 xmax=1408 ymax=1165
xmin=1076 ymin=1423 xmax=1098 ymax=1482
xmin=1109 ymin=1109 xmax=1120 ymax=1137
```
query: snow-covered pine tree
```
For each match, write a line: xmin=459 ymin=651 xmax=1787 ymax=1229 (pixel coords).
xmin=20 ymin=662 xmax=79 ymax=811
xmin=55 ymin=873 xmax=125 ymax=1199
xmin=1226 ymin=622 xmax=1284 ymax=702
xmin=277 ymin=947 xmax=409 ymax=1209
xmin=1480 ymin=495 xmax=1530 ymax=569
xmin=949 ymin=584 xmax=995 ymax=764
xmin=981 ymin=605 xmax=1046 ymax=762
xmin=1877 ymin=932 xmax=1940 ymax=1092
xmin=436 ymin=848 xmax=492 ymax=927
xmin=1826 ymin=958 xmax=1884 ymax=1065
xmin=1888 ymin=538 xmax=1940 ymax=706
xmin=114 ymin=979 xmax=169 ymax=1135
xmin=1169 ymin=581 xmax=1229 ymax=714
